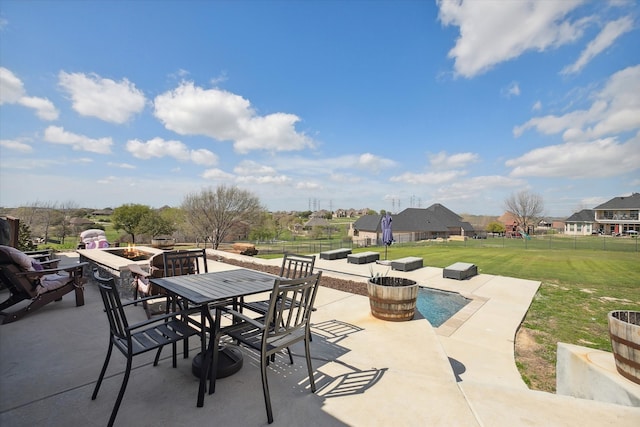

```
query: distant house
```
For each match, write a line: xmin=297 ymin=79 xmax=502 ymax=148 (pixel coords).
xmin=91 ymin=209 xmax=113 ymax=216
xmin=349 ymin=214 xmax=380 ymax=246
xmin=592 ymin=193 xmax=640 ymax=235
xmin=564 ymin=209 xmax=596 ymax=235
xmin=334 ymin=209 xmax=348 ymax=218
xmin=349 ymin=204 xmax=474 ymax=246
xmin=303 ymin=217 xmax=330 ymax=230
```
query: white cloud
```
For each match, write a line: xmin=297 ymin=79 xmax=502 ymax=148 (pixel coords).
xmin=58 ymin=71 xmax=146 ymax=123
xmin=434 ymin=175 xmax=525 ymax=202
xmin=18 ymin=96 xmax=59 ymax=120
xmin=532 ymin=100 xmax=542 ymax=111
xmin=296 ymin=181 xmax=322 ymax=190
xmin=389 ymin=170 xmax=465 ymax=185
xmin=0 ymin=67 xmax=24 ymax=103
xmin=107 ymin=162 xmax=136 ymax=169
xmin=153 ymin=81 xmax=314 ymax=153
xmin=0 ymin=139 xmax=33 ymax=153
xmin=232 ymin=160 xmax=291 ymax=185
xmin=236 ymin=175 xmax=291 ymax=185
xmin=514 ymin=65 xmax=640 ymax=140
xmin=438 ymin=0 xmax=587 ymax=78
xmin=561 ymin=16 xmax=634 ymax=75
xmin=201 ymin=168 xmax=235 ymax=180
xmin=502 ymin=81 xmax=521 ymax=98
xmin=329 ymin=172 xmax=362 ymax=184
xmin=43 ymin=125 xmax=113 ymax=154
xmin=354 ymin=153 xmax=397 ymax=172
xmin=506 ymin=136 xmax=640 ymax=178
xmin=428 ymin=151 xmax=479 ymax=169
xmin=0 ymin=67 xmax=59 ymax=120
xmin=126 ymin=137 xmax=217 ymax=166
xmin=234 ymin=160 xmax=277 ymax=176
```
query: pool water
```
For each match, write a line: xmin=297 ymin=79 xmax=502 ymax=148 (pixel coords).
xmin=416 ymin=287 xmax=471 ymax=327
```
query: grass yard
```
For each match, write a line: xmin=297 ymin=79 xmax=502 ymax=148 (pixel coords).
xmin=343 ymin=243 xmax=640 ymax=392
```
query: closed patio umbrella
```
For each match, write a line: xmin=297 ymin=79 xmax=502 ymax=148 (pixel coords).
xmin=381 ymin=212 xmax=393 ymax=260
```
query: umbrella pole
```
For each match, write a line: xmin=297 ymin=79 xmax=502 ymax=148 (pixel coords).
xmin=385 ymin=244 xmax=388 ymax=260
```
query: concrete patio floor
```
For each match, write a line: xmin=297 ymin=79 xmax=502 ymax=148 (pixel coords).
xmin=1 ymin=250 xmax=638 ymax=426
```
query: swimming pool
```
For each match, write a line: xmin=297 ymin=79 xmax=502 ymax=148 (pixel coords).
xmin=416 ymin=287 xmax=471 ymax=327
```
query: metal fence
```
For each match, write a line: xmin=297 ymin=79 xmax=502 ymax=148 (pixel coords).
xmin=254 ymin=234 xmax=639 ymax=255
xmin=417 ymin=234 xmax=639 ymax=252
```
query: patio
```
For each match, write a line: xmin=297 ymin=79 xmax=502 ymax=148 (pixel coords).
xmin=0 ymin=250 xmax=638 ymax=426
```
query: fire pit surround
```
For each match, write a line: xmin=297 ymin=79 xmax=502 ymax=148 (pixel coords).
xmin=107 ymin=247 xmax=156 ymax=262
xmin=77 ymin=246 xmax=162 ymax=298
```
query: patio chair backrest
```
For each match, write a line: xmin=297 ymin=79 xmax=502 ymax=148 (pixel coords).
xmin=94 ymin=271 xmax=130 ymax=344
xmin=264 ymin=271 xmax=322 ymax=347
xmin=0 ymin=246 xmax=42 ymax=296
xmin=279 ymin=253 xmax=315 ymax=279
xmin=162 ymin=249 xmax=208 ymax=277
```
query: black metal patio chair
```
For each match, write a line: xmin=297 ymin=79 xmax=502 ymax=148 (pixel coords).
xmin=210 ymin=272 xmax=322 ymax=424
xmin=241 ymin=253 xmax=315 ymax=316
xmin=91 ymin=270 xmax=199 ymax=427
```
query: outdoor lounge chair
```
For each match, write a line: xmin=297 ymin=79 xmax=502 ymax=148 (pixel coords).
xmin=0 ymin=245 xmax=87 ymax=324
xmin=211 ymin=272 xmax=322 ymax=424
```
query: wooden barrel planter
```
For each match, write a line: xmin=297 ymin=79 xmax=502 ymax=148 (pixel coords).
xmin=608 ymin=310 xmax=640 ymax=385
xmin=367 ymin=276 xmax=418 ymax=321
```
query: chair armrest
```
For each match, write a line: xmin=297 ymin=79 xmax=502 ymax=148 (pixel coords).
xmin=24 ymin=250 xmax=53 ymax=261
xmin=17 ymin=262 xmax=88 ymax=278
xmin=219 ymin=306 xmax=266 ymax=330
xmin=126 ymin=306 xmax=201 ymax=331
xmin=120 ymin=294 xmax=169 ymax=308
xmin=128 ymin=264 xmax=150 ymax=278
xmin=38 ymin=259 xmax=61 ymax=268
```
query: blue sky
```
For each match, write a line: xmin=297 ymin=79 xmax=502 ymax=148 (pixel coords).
xmin=1 ymin=0 xmax=638 ymax=217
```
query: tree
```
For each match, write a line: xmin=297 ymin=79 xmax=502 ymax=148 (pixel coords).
xmin=486 ymin=221 xmax=506 ymax=234
xmin=58 ymin=200 xmax=78 ymax=244
xmin=17 ymin=222 xmax=36 ymax=251
xmin=112 ymin=204 xmax=152 ymax=243
xmin=504 ymin=190 xmax=544 ymax=234
xmin=182 ymin=185 xmax=264 ymax=249
xmin=139 ymin=209 xmax=176 ymax=238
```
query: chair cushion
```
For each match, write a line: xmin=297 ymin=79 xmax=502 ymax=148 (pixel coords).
xmin=36 ymin=272 xmax=71 ymax=295
xmin=0 ymin=245 xmax=36 ymax=271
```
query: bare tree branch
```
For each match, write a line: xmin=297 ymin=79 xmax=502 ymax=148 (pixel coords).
xmin=182 ymin=185 xmax=264 ymax=249
xmin=504 ymin=190 xmax=545 ymax=233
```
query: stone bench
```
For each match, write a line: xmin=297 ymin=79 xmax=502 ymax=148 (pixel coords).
xmin=391 ymin=256 xmax=423 ymax=271
xmin=319 ymin=248 xmax=352 ymax=260
xmin=443 ymin=262 xmax=478 ymax=280
xmin=347 ymin=251 xmax=380 ymax=264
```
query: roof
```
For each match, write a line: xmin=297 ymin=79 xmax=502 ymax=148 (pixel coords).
xmin=352 ymin=214 xmax=382 ymax=232
xmin=352 ymin=204 xmax=473 ymax=234
xmin=304 ymin=217 xmax=330 ymax=227
xmin=593 ymin=193 xmax=640 ymax=210
xmin=565 ymin=209 xmax=594 ymax=222
xmin=395 ymin=204 xmax=473 ymax=233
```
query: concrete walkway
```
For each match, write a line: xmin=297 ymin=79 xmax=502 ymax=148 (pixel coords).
xmin=0 ymin=250 xmax=638 ymax=426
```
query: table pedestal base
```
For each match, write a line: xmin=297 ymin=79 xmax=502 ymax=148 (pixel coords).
xmin=192 ymin=345 xmax=243 ymax=379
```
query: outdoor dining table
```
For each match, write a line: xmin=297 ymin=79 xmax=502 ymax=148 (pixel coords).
xmin=150 ymin=268 xmax=277 ymax=407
